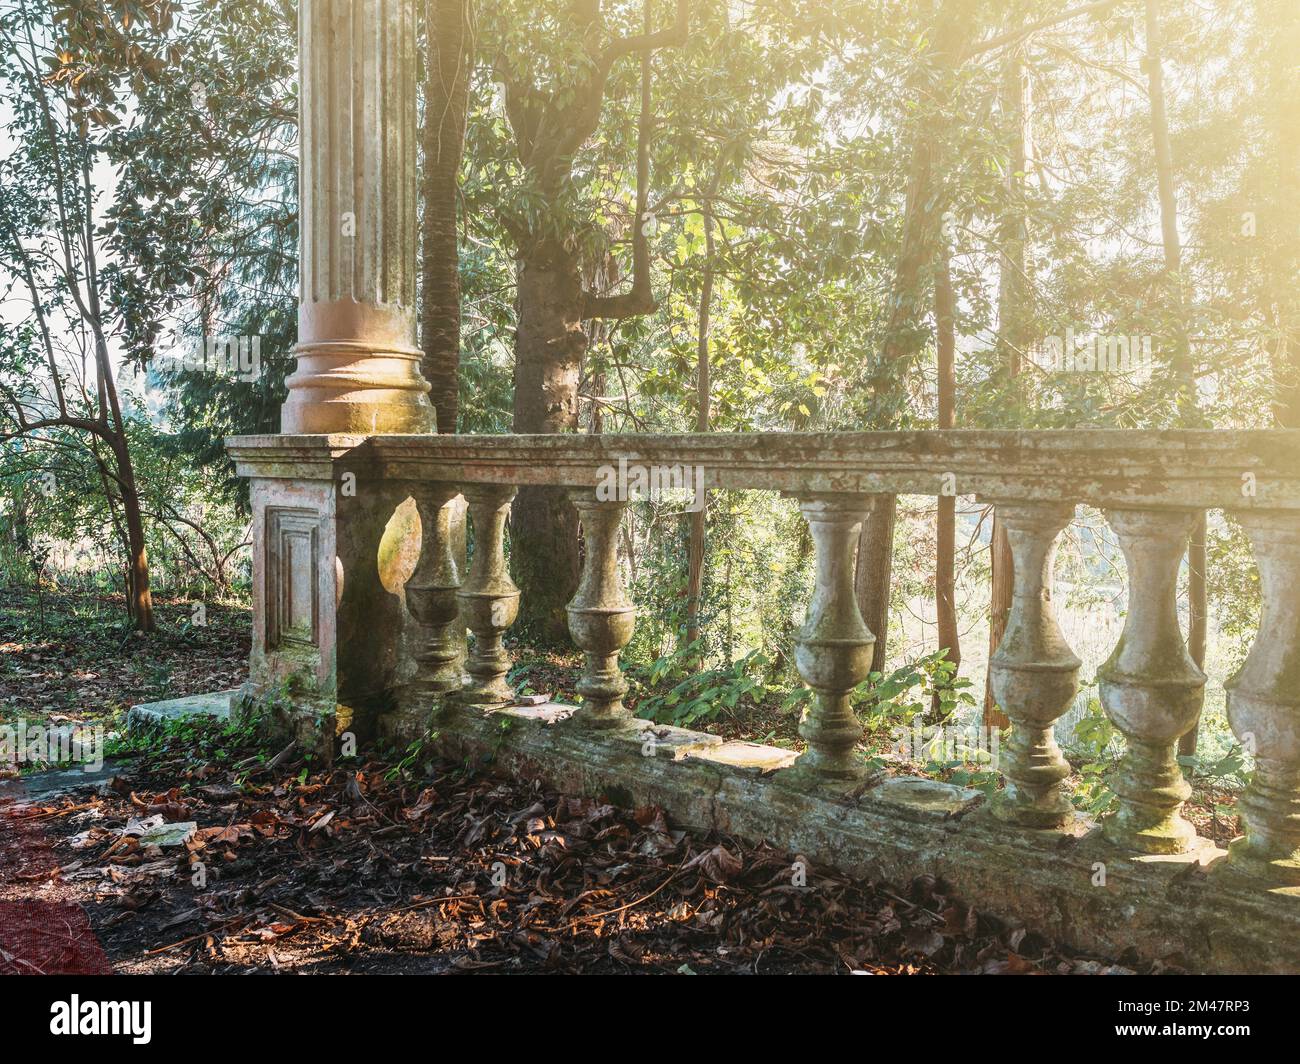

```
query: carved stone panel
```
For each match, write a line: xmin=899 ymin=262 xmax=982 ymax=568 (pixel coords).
xmin=267 ymin=508 xmax=321 ymax=650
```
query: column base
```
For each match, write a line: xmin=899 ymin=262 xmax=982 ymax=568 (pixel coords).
xmin=1101 ymin=804 xmax=1198 ymax=855
xmin=457 ymin=680 xmax=516 ymax=707
xmin=781 ymin=749 xmax=881 ymax=788
xmin=281 ymin=339 xmax=434 ymax=434
xmin=1227 ymin=836 xmax=1300 ymax=886
xmin=992 ymin=781 xmax=1075 ymax=829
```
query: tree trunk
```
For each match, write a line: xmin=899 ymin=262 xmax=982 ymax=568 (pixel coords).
xmin=984 ymin=51 xmax=1029 ymax=730
xmin=854 ymin=4 xmax=967 ymax=675
xmin=685 ymin=194 xmax=714 ymax=650
xmin=1146 ymin=0 xmax=1205 ymax=755
xmin=112 ymin=438 xmax=155 ymax=632
xmin=511 ymin=242 xmax=585 ymax=639
xmin=933 ymin=246 xmax=959 ymax=719
xmin=421 ymin=0 xmax=475 ymax=434
xmin=855 ymin=499 xmax=896 ymax=676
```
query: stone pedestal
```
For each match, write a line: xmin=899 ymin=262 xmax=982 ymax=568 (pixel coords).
xmin=230 ymin=437 xmax=441 ymax=754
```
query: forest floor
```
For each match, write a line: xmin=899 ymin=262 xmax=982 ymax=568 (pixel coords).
xmin=0 ymin=721 xmax=1170 ymax=975
xmin=0 ymin=585 xmax=248 ymax=731
xmin=0 ymin=585 xmax=1237 ymax=973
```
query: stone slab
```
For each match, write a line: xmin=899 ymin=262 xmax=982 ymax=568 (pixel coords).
xmin=127 ymin=691 xmax=237 ymax=733
xmin=873 ymin=776 xmax=984 ymax=818
xmin=228 ymin=429 xmax=1300 ymax=511
xmin=0 ymin=759 xmax=130 ymax=800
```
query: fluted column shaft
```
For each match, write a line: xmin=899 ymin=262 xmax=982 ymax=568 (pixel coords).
xmin=566 ymin=492 xmax=635 ymax=727
xmin=457 ymin=485 xmax=519 ymax=705
xmin=285 ymin=0 xmax=433 ymax=433
xmin=1226 ymin=511 xmax=1300 ymax=884
xmin=989 ymin=500 xmax=1081 ymax=828
xmin=789 ymin=495 xmax=876 ymax=781
xmin=1098 ymin=508 xmax=1206 ymax=854
xmin=403 ymin=484 xmax=462 ymax=706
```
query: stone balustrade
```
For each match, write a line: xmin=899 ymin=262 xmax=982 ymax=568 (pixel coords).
xmin=225 ymin=428 xmax=1300 ymax=970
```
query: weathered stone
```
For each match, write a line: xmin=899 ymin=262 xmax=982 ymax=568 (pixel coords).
xmin=1099 ymin=508 xmax=1206 ymax=854
xmin=876 ymin=776 xmax=984 ymax=818
xmin=331 ymin=428 xmax=1300 ymax=509
xmin=429 ymin=700 xmax=1300 ymax=974
xmin=565 ymin=491 xmax=635 ymax=728
xmin=127 ymin=691 xmax=235 ymax=732
xmin=386 ymin=483 xmax=463 ymax=738
xmin=987 ymin=500 xmax=1080 ymax=828
xmin=457 ymin=484 xmax=519 ymax=705
xmin=137 ymin=822 xmax=198 ymax=848
xmin=1226 ymin=510 xmax=1300 ymax=885
xmin=784 ymin=494 xmax=877 ymax=783
xmin=694 ymin=741 xmax=797 ymax=772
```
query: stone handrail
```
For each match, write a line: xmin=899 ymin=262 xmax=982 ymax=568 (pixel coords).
xmin=227 ymin=428 xmax=1300 ymax=892
xmin=232 ymin=428 xmax=1300 ymax=507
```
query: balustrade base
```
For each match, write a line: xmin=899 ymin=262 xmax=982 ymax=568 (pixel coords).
xmin=419 ymin=699 xmax=1300 ymax=974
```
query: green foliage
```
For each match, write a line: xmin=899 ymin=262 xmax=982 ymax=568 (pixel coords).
xmin=632 ymin=647 xmax=769 ymax=727
xmin=855 ymin=651 xmax=976 ymax=736
xmin=1069 ymin=697 xmax=1121 ymax=816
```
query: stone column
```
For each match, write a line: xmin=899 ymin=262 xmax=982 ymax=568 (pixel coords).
xmin=988 ymin=500 xmax=1081 ymax=828
xmin=566 ymin=491 xmax=635 ymax=728
xmin=398 ymin=484 xmax=462 ymax=715
xmin=285 ymin=0 xmax=433 ymax=434
xmin=457 ymin=484 xmax=519 ymax=705
xmin=1226 ymin=511 xmax=1300 ymax=885
xmin=789 ymin=495 xmax=876 ymax=782
xmin=1098 ymin=508 xmax=1206 ymax=854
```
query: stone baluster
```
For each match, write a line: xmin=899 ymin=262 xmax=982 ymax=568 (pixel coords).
xmin=566 ymin=491 xmax=636 ymax=727
xmin=1098 ymin=509 xmax=1206 ymax=853
xmin=788 ymin=495 xmax=876 ymax=782
xmin=1225 ymin=511 xmax=1300 ymax=885
xmin=988 ymin=500 xmax=1081 ymax=828
xmin=401 ymin=484 xmax=463 ymax=710
xmin=456 ymin=485 xmax=519 ymax=705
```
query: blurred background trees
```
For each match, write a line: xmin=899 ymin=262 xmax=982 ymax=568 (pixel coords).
xmin=0 ymin=0 xmax=1295 ymax=766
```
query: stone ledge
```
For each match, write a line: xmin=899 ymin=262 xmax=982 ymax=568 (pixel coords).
xmin=126 ymin=691 xmax=237 ymax=733
xmin=427 ymin=701 xmax=1300 ymax=974
xmin=226 ymin=429 xmax=1300 ymax=509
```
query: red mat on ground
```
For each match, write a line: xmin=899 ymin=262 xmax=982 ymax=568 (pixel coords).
xmin=0 ymin=798 xmax=113 ymax=974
